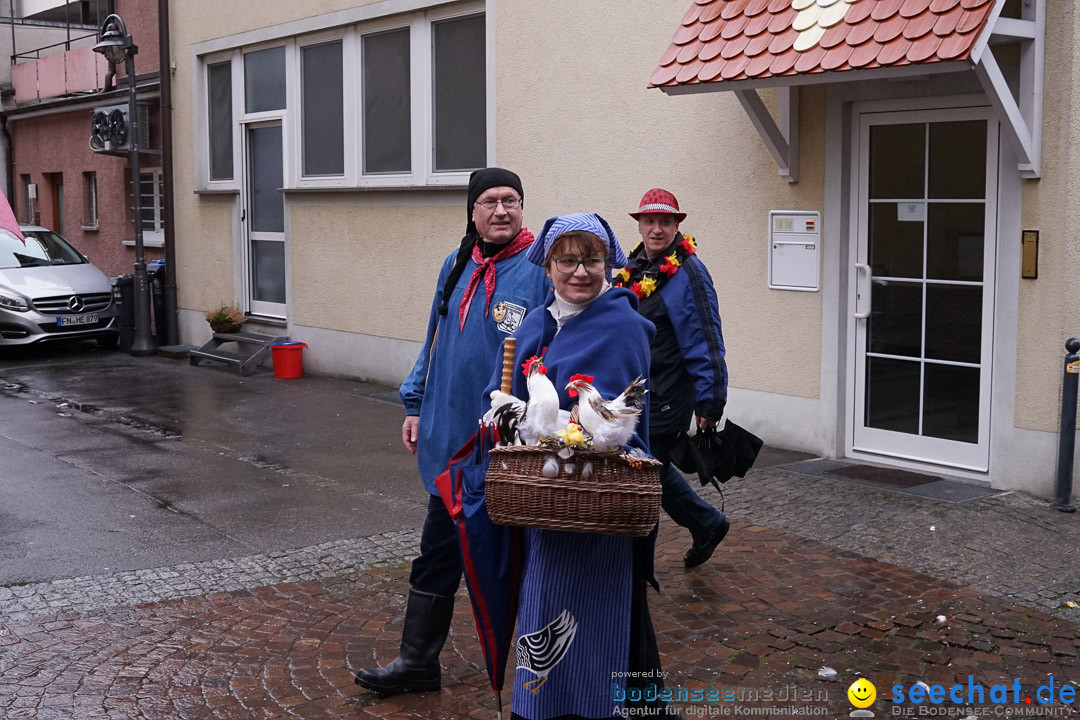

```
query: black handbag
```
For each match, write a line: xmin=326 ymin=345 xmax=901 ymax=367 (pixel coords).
xmin=669 ymin=419 xmax=763 ymax=488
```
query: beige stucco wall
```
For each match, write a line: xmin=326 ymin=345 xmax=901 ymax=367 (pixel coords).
xmin=495 ymin=0 xmax=826 ymax=401
xmin=169 ymin=0 xmax=461 ymax=347
xmin=169 ymin=0 xmax=1078 ymax=449
xmin=1014 ymin=1 xmax=1080 ymax=433
xmin=171 ymin=0 xmax=827 ymax=398
xmin=288 ymin=198 xmax=462 ymax=336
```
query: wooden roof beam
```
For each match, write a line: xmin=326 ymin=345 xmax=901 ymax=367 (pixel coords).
xmin=734 ymin=86 xmax=799 ymax=184
xmin=973 ymin=0 xmax=1043 ymax=178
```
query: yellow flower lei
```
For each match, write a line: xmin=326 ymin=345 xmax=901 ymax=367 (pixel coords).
xmin=613 ymin=233 xmax=698 ymax=300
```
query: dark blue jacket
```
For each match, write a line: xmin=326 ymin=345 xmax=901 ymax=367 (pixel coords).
xmin=635 ymin=235 xmax=728 ymax=436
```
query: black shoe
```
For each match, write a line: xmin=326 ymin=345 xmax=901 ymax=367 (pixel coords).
xmin=683 ymin=517 xmax=730 ymax=568
xmin=353 ymin=589 xmax=455 ymax=697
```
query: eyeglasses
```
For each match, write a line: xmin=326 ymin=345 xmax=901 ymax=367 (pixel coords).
xmin=476 ymin=196 xmax=521 ymax=211
xmin=553 ymin=256 xmax=606 ymax=274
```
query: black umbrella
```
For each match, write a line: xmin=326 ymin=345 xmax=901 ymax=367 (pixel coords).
xmin=669 ymin=419 xmax=763 ymax=489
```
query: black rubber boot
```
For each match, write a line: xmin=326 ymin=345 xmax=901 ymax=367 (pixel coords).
xmin=354 ymin=589 xmax=455 ymax=697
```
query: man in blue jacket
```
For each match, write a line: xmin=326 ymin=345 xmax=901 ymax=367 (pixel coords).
xmin=354 ymin=168 xmax=549 ymax=696
xmin=616 ymin=188 xmax=730 ymax=568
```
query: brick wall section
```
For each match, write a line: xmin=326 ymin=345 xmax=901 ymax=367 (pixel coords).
xmin=111 ymin=0 xmax=160 ymax=80
xmin=10 ymin=109 xmax=163 ymax=278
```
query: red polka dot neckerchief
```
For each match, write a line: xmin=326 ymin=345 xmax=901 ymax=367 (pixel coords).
xmin=613 ymin=232 xmax=697 ymax=300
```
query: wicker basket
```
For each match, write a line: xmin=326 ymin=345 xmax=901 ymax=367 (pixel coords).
xmin=486 ymin=445 xmax=662 ymax=537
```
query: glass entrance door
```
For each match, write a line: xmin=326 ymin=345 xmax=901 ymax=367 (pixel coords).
xmin=851 ymin=108 xmax=998 ymax=471
xmin=243 ymin=122 xmax=286 ymax=318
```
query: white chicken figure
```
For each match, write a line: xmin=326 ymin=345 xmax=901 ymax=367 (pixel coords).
xmin=565 ymin=374 xmax=647 ymax=452
xmin=487 ymin=355 xmax=562 ymax=446
xmin=518 ymin=355 xmax=561 ymax=444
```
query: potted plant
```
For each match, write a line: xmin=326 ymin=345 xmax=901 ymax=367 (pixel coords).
xmin=205 ymin=302 xmax=246 ymax=334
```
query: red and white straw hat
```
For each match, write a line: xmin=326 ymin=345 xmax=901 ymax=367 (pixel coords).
xmin=629 ymin=188 xmax=686 ymax=223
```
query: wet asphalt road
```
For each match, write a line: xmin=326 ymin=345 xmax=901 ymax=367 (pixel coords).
xmin=0 ymin=342 xmax=427 ymax=585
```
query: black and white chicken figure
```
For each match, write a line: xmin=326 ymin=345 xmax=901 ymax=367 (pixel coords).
xmin=516 ymin=609 xmax=578 ymax=694
xmin=565 ymin=374 xmax=647 ymax=452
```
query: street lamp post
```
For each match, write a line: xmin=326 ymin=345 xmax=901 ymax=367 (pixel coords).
xmin=94 ymin=14 xmax=155 ymax=357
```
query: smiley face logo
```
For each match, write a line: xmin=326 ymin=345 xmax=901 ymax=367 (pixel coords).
xmin=847 ymin=678 xmax=876 ymax=709
xmin=492 ymin=302 xmax=507 ymax=323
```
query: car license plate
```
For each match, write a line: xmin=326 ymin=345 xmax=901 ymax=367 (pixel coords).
xmin=57 ymin=314 xmax=98 ymax=327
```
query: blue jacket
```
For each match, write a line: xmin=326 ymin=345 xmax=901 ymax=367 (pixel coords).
xmin=401 ymin=249 xmax=549 ymax=493
xmin=634 ymin=235 xmax=728 ymax=436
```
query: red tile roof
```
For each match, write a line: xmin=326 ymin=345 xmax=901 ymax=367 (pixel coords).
xmin=650 ymin=0 xmax=996 ymax=88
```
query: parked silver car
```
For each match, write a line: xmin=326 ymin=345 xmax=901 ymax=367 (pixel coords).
xmin=0 ymin=225 xmax=119 ymax=348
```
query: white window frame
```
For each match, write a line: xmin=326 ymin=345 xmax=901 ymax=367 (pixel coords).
xmin=125 ymin=169 xmax=165 ymax=248
xmin=347 ymin=15 xmax=415 ymax=189
xmin=423 ymin=3 xmax=488 ymax=185
xmin=82 ymin=171 xmax=98 ymax=230
xmin=291 ymin=28 xmax=351 ymax=187
xmin=195 ymin=50 xmax=242 ymax=192
xmin=192 ymin=0 xmax=487 ymax=192
xmin=21 ymin=174 xmax=34 ymax=224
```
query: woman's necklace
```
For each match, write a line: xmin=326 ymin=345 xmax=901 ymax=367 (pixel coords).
xmin=613 ymin=233 xmax=697 ymax=300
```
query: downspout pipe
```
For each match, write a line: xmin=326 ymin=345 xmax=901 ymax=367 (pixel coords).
xmin=158 ymin=0 xmax=178 ymax=345
xmin=5 ymin=1 xmax=11 ymax=199
xmin=1 ymin=114 xmax=14 ymax=201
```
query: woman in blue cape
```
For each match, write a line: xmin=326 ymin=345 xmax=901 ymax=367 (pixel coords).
xmin=486 ymin=213 xmax=674 ymax=719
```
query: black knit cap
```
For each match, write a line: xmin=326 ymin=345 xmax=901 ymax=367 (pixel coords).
xmin=465 ymin=167 xmax=524 ymax=235
xmin=439 ymin=167 xmax=525 ymax=316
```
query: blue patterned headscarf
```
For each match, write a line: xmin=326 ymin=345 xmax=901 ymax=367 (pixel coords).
xmin=524 ymin=213 xmax=627 ymax=280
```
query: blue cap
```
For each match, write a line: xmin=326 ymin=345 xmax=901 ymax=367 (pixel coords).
xmin=524 ymin=213 xmax=626 ymax=280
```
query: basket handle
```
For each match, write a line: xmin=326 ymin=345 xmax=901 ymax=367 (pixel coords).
xmin=500 ymin=337 xmax=516 ymax=394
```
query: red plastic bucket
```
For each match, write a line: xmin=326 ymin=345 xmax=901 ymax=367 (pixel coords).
xmin=270 ymin=342 xmax=307 ymax=379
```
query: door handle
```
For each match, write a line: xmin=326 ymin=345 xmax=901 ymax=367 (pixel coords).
xmin=853 ymin=262 xmax=871 ymax=320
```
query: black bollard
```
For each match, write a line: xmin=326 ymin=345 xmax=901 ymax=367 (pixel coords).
xmin=1053 ymin=338 xmax=1080 ymax=512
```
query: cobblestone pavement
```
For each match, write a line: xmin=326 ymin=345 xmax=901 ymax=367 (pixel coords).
xmin=3 ymin=350 xmax=1080 ymax=717
xmin=5 ymin=463 xmax=1076 ymax=628
xmin=4 ymin=517 xmax=1080 ymax=719
xmin=0 ymin=532 xmax=419 ymax=624
xmin=723 ymin=468 xmax=1080 ymax=622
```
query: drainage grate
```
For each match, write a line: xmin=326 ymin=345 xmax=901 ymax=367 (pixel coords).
xmin=782 ymin=458 xmax=856 ymax=477
xmin=826 ymin=465 xmax=935 ymax=488
xmin=901 ymin=480 xmax=1000 ymax=502
xmin=780 ymin=458 xmax=1000 ymax=503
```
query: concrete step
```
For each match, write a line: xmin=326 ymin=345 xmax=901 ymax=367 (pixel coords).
xmin=212 ymin=331 xmax=280 ymax=345
xmin=189 ymin=348 xmax=247 ymax=366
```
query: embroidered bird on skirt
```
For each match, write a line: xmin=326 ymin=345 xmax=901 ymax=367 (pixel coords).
xmin=516 ymin=609 xmax=579 ymax=694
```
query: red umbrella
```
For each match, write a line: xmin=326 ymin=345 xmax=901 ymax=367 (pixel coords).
xmin=434 ymin=423 xmax=523 ymax=719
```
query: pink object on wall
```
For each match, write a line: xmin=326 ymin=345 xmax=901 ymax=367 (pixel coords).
xmin=37 ymin=53 xmax=66 ymax=100
xmin=66 ymin=48 xmax=110 ymax=94
xmin=11 ymin=62 xmax=37 ymax=104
